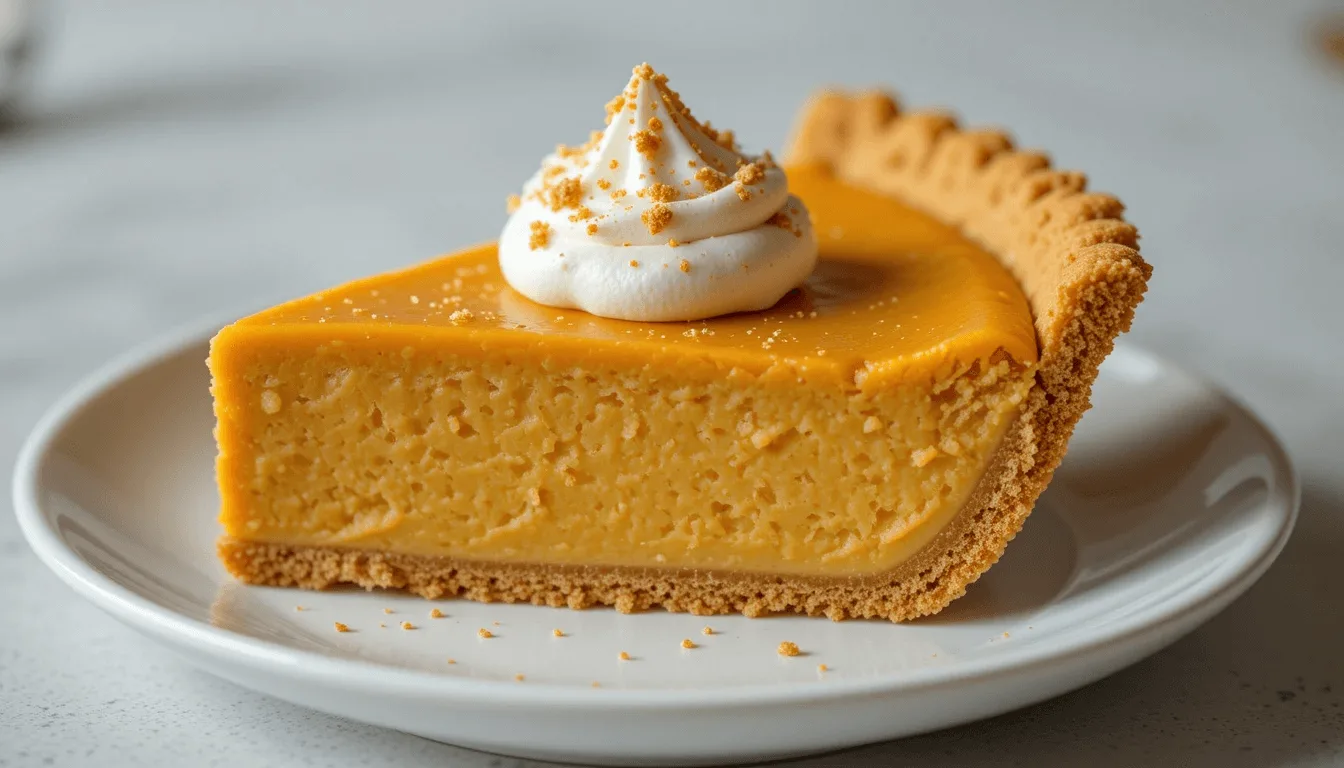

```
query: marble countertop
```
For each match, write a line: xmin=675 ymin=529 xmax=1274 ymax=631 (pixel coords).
xmin=3 ymin=1 xmax=1342 ymax=765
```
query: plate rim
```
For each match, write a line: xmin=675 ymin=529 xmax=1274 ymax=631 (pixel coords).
xmin=12 ymin=310 xmax=1301 ymax=710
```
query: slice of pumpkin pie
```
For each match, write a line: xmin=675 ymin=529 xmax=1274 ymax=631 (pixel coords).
xmin=211 ymin=64 xmax=1149 ymax=621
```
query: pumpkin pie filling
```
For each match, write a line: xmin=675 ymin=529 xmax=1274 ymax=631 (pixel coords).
xmin=212 ymin=166 xmax=1037 ymax=578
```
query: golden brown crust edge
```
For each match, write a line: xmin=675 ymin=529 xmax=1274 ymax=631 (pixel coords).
xmin=785 ymin=89 xmax=1151 ymax=616
xmin=220 ymin=91 xmax=1150 ymax=622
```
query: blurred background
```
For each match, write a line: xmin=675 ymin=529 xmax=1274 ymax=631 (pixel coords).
xmin=2 ymin=1 xmax=1342 ymax=765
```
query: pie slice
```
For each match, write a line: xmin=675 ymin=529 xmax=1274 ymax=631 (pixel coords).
xmin=211 ymin=89 xmax=1149 ymax=622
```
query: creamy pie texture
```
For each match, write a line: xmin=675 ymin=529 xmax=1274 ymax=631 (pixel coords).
xmin=212 ymin=166 xmax=1038 ymax=577
xmin=498 ymin=63 xmax=818 ymax=322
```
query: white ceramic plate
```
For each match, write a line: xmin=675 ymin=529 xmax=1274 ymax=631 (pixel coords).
xmin=14 ymin=314 xmax=1298 ymax=767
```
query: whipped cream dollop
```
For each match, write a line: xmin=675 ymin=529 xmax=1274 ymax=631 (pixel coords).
xmin=498 ymin=63 xmax=818 ymax=322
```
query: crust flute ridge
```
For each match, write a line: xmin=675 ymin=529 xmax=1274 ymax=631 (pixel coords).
xmin=221 ymin=90 xmax=1151 ymax=622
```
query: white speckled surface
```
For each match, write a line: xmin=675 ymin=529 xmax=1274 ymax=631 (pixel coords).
xmin=2 ymin=1 xmax=1342 ymax=765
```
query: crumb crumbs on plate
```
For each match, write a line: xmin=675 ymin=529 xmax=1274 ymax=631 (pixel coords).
xmin=777 ymin=641 xmax=800 ymax=657
xmin=333 ymin=622 xmax=350 ymax=633
xmin=430 ymin=608 xmax=444 ymax=619
xmin=478 ymin=628 xmax=494 ymax=639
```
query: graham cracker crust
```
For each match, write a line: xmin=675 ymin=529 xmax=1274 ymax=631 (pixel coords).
xmin=220 ymin=91 xmax=1150 ymax=622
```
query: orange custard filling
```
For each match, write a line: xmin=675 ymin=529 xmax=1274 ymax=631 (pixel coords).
xmin=211 ymin=167 xmax=1038 ymax=576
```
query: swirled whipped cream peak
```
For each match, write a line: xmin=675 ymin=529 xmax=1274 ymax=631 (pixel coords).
xmin=498 ymin=63 xmax=818 ymax=322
